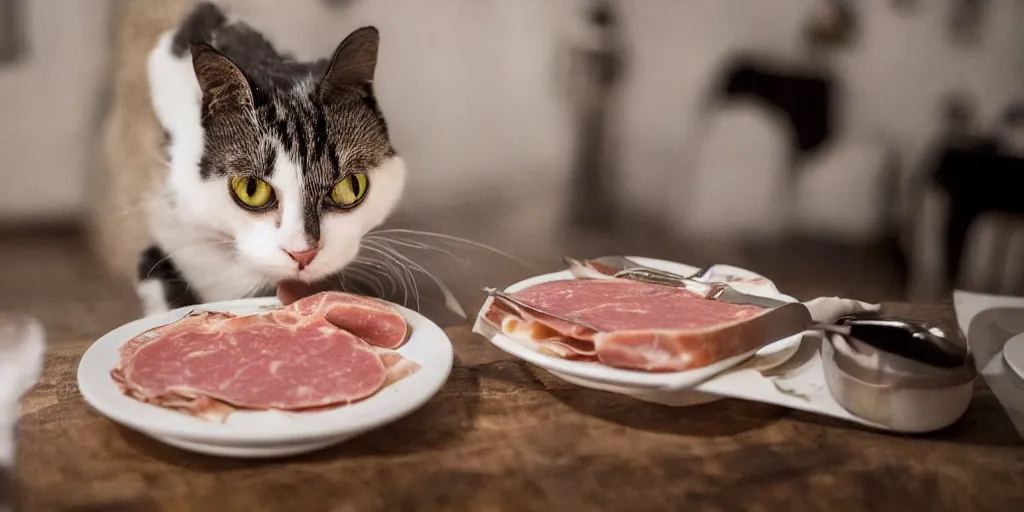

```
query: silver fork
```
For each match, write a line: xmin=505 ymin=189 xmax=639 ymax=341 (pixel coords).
xmin=568 ymin=255 xmax=712 ymax=281
xmin=562 ymin=255 xmax=787 ymax=309
xmin=481 ymin=287 xmax=601 ymax=331
xmin=614 ymin=268 xmax=787 ymax=309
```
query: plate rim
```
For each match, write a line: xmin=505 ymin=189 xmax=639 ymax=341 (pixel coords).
xmin=483 ymin=256 xmax=801 ymax=390
xmin=1003 ymin=332 xmax=1024 ymax=380
xmin=76 ymin=296 xmax=454 ymax=445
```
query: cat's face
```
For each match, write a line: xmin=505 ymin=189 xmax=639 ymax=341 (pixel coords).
xmin=177 ymin=28 xmax=404 ymax=285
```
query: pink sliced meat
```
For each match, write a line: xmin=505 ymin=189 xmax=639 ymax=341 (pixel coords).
xmin=482 ymin=297 xmax=597 ymax=360
xmin=285 ymin=291 xmax=411 ymax=349
xmin=482 ymin=279 xmax=769 ymax=372
xmin=111 ymin=291 xmax=418 ymax=422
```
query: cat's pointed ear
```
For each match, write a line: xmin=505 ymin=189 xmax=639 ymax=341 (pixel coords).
xmin=318 ymin=26 xmax=379 ymax=105
xmin=190 ymin=43 xmax=254 ymax=114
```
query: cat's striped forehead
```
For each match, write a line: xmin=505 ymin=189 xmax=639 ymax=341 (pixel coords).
xmin=197 ymin=82 xmax=394 ymax=179
xmin=176 ymin=1 xmax=394 ymax=191
xmin=195 ymin=80 xmax=393 ymax=243
xmin=264 ymin=87 xmax=392 ymax=177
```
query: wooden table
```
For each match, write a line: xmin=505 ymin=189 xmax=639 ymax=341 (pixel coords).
xmin=14 ymin=302 xmax=1024 ymax=511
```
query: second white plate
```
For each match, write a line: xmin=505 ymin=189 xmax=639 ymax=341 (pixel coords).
xmin=479 ymin=257 xmax=802 ymax=391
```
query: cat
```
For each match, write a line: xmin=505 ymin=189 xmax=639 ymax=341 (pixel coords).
xmin=136 ymin=2 xmax=406 ymax=316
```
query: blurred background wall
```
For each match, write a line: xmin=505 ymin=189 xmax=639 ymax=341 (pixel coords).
xmin=0 ymin=0 xmax=112 ymax=222
xmin=1 ymin=0 xmax=1022 ymax=301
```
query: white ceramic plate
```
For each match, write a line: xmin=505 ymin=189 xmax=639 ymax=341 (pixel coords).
xmin=483 ymin=257 xmax=803 ymax=391
xmin=78 ymin=297 xmax=453 ymax=458
xmin=1004 ymin=332 xmax=1024 ymax=380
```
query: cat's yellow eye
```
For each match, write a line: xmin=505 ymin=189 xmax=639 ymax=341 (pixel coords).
xmin=230 ymin=176 xmax=275 ymax=209
xmin=328 ymin=173 xmax=369 ymax=208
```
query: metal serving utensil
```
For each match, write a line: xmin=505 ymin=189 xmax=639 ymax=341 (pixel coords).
xmin=829 ymin=314 xmax=969 ymax=369
xmin=820 ymin=312 xmax=976 ymax=431
xmin=481 ymin=287 xmax=602 ymax=331
xmin=562 ymin=255 xmax=787 ymax=309
xmin=565 ymin=255 xmax=711 ymax=281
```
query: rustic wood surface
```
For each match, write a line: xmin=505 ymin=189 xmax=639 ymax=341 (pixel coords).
xmin=14 ymin=300 xmax=1024 ymax=512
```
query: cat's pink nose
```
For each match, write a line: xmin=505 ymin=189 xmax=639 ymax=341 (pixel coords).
xmin=286 ymin=249 xmax=319 ymax=269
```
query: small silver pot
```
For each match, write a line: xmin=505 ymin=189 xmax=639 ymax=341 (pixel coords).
xmin=821 ymin=328 xmax=978 ymax=433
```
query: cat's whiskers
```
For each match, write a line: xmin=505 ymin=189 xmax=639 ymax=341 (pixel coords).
xmin=357 ymin=237 xmax=467 ymax=317
xmin=342 ymin=267 xmax=386 ymax=298
xmin=353 ymin=245 xmax=411 ymax=307
xmin=369 ymin=228 xmax=534 ymax=269
xmin=351 ymin=251 xmax=404 ymax=296
xmin=366 ymin=240 xmax=439 ymax=286
xmin=348 ymin=256 xmax=398 ymax=294
xmin=328 ymin=273 xmax=354 ymax=295
xmin=361 ymin=241 xmax=420 ymax=311
xmin=363 ymin=234 xmax=465 ymax=263
xmin=335 ymin=261 xmax=383 ymax=295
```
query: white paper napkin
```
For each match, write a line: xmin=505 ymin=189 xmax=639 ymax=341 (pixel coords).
xmin=953 ymin=290 xmax=1024 ymax=439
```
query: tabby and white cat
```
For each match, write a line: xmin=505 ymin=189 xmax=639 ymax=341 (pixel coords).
xmin=137 ymin=3 xmax=405 ymax=316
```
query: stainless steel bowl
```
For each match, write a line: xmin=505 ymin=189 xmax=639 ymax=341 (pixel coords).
xmin=821 ymin=329 xmax=977 ymax=433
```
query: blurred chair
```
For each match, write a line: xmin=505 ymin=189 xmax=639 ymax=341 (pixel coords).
xmin=714 ymin=55 xmax=835 ymax=167
xmin=905 ymin=184 xmax=949 ymax=300
xmin=907 ymin=137 xmax=1024 ymax=298
xmin=934 ymin=146 xmax=1024 ymax=290
xmin=670 ymin=100 xmax=791 ymax=239
xmin=562 ymin=0 xmax=625 ymax=230
xmin=678 ymin=53 xmax=895 ymax=244
xmin=960 ymin=213 xmax=1024 ymax=295
xmin=794 ymin=136 xmax=892 ymax=243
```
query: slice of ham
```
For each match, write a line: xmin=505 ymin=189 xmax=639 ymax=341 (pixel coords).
xmin=481 ymin=279 xmax=770 ymax=372
xmin=285 ymin=290 xmax=411 ymax=349
xmin=481 ymin=297 xmax=598 ymax=360
xmin=110 ymin=292 xmax=418 ymax=422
